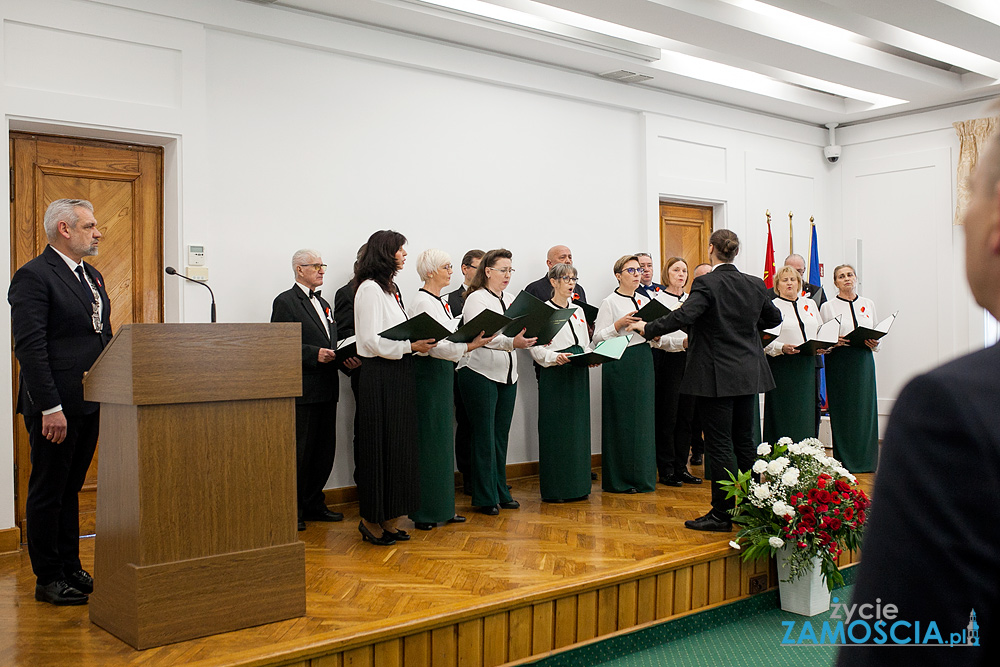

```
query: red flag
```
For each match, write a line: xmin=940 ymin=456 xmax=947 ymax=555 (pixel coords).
xmin=763 ymin=221 xmax=776 ymax=289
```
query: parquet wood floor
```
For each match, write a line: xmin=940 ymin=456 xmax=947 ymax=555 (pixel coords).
xmin=0 ymin=467 xmax=874 ymax=667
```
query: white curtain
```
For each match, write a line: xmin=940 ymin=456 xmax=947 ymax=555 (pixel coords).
xmin=953 ymin=117 xmax=1000 ymax=225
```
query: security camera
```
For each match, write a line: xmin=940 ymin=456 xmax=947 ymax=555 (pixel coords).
xmin=824 ymin=123 xmax=841 ymax=163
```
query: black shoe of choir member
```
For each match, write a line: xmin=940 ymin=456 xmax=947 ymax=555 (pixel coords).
xmin=385 ymin=528 xmax=410 ymax=541
xmin=298 ymin=519 xmax=307 ymax=531
xmin=499 ymin=500 xmax=520 ymax=510
xmin=35 ymin=580 xmax=88 ymax=606
xmin=690 ymin=454 xmax=703 ymax=466
xmin=447 ymin=515 xmax=467 ymax=524
xmin=477 ymin=505 xmax=500 ymax=516
xmin=684 ymin=512 xmax=732 ymax=532
xmin=415 ymin=522 xmax=436 ymax=531
xmin=358 ymin=521 xmax=396 ymax=546
xmin=678 ymin=471 xmax=703 ymax=485
xmin=303 ymin=508 xmax=344 ymax=522
xmin=625 ymin=487 xmax=639 ymax=494
xmin=591 ymin=472 xmax=598 ymax=480
xmin=65 ymin=569 xmax=94 ymax=595
xmin=659 ymin=476 xmax=683 ymax=487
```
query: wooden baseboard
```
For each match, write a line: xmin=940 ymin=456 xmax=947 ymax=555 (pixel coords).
xmin=323 ymin=455 xmax=603 ymax=507
xmin=0 ymin=526 xmax=21 ymax=555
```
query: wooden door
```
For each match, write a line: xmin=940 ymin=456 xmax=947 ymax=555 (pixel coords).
xmin=10 ymin=132 xmax=163 ymax=540
xmin=659 ymin=202 xmax=712 ymax=291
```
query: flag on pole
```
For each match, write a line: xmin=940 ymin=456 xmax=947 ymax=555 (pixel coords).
xmin=763 ymin=216 xmax=776 ymax=289
xmin=808 ymin=222 xmax=821 ymax=287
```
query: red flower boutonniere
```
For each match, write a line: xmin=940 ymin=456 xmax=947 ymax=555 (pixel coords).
xmin=860 ymin=306 xmax=866 ymax=313
xmin=803 ymin=304 xmax=809 ymax=312
xmin=572 ymin=293 xmax=580 ymax=300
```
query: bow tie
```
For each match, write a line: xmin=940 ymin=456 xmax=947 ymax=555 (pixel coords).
xmin=309 ymin=290 xmax=321 ymax=299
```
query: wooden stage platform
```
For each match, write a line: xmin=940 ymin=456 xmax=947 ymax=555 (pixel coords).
xmin=0 ymin=467 xmax=869 ymax=667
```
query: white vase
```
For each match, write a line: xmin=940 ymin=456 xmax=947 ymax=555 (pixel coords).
xmin=775 ymin=545 xmax=831 ymax=616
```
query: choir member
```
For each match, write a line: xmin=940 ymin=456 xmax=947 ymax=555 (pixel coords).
xmin=820 ymin=264 xmax=880 ymax=473
xmin=407 ymin=249 xmax=492 ymax=530
xmin=528 ymin=263 xmax=593 ymax=502
xmin=353 ymin=230 xmax=437 ymax=546
xmin=593 ymin=255 xmax=657 ymax=494
xmin=651 ymin=257 xmax=701 ymax=487
xmin=457 ymin=249 xmax=536 ymax=514
xmin=763 ymin=265 xmax=826 ymax=444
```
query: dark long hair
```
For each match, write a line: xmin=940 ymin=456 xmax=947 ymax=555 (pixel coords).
xmin=463 ymin=248 xmax=512 ymax=299
xmin=354 ymin=230 xmax=406 ymax=294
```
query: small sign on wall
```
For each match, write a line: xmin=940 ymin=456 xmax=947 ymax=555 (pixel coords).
xmin=819 ymin=263 xmax=824 ymax=278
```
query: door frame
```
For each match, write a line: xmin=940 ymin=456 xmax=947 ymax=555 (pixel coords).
xmin=5 ymin=119 xmax=177 ymax=542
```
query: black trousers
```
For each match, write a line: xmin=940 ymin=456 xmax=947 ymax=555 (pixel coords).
xmin=697 ymin=394 xmax=755 ymax=517
xmin=295 ymin=399 xmax=338 ymax=518
xmin=24 ymin=410 xmax=99 ymax=585
xmin=652 ymin=349 xmax=696 ymax=478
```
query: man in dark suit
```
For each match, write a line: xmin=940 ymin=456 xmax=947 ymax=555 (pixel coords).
xmin=635 ymin=252 xmax=665 ymax=300
xmin=836 ymin=127 xmax=1000 ymax=666
xmin=8 ymin=199 xmax=113 ymax=606
xmin=524 ymin=245 xmax=587 ymax=303
xmin=446 ymin=249 xmax=483 ymax=318
xmin=271 ymin=249 xmax=353 ymax=530
xmin=633 ymin=230 xmax=781 ymax=532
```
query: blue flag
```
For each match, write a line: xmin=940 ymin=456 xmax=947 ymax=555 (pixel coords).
xmin=808 ymin=223 xmax=821 ymax=287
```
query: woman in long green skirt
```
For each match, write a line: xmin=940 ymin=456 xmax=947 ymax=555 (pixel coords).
xmin=406 ymin=249 xmax=493 ymax=530
xmin=593 ymin=255 xmax=657 ymax=494
xmin=529 ymin=263 xmax=592 ymax=502
xmin=763 ymin=265 xmax=826 ymax=444
xmin=820 ymin=264 xmax=881 ymax=473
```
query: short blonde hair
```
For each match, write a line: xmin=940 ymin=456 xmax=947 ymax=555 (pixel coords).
xmin=613 ymin=254 xmax=640 ymax=274
xmin=416 ymin=248 xmax=451 ymax=281
xmin=773 ymin=265 xmax=802 ymax=295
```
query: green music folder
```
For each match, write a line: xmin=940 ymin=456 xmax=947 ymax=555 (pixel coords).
xmin=844 ymin=312 xmax=897 ymax=348
xmin=379 ymin=312 xmax=451 ymax=341
xmin=447 ymin=309 xmax=512 ymax=344
xmin=499 ymin=291 xmax=570 ymax=341
xmin=634 ymin=298 xmax=671 ymax=322
xmin=568 ymin=335 xmax=632 ymax=367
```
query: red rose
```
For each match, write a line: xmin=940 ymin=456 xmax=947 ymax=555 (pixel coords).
xmin=801 ymin=514 xmax=817 ymax=527
xmin=798 ymin=504 xmax=813 ymax=515
xmin=834 ymin=480 xmax=851 ymax=493
xmin=843 ymin=507 xmax=854 ymax=520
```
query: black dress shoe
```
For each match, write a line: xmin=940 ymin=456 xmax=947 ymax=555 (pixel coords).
xmin=591 ymin=472 xmax=598 ymax=480
xmin=678 ymin=471 xmax=703 ymax=484
xmin=690 ymin=454 xmax=703 ymax=466
xmin=447 ymin=515 xmax=466 ymax=524
xmin=385 ymin=528 xmax=410 ymax=541
xmin=477 ymin=505 xmax=500 ymax=515
xmin=65 ymin=569 xmax=94 ymax=595
xmin=358 ymin=521 xmax=396 ymax=546
xmin=499 ymin=500 xmax=520 ymax=509
xmin=684 ymin=512 xmax=732 ymax=532
xmin=35 ymin=580 xmax=88 ymax=606
xmin=415 ymin=522 xmax=435 ymax=530
xmin=303 ymin=508 xmax=344 ymax=522
xmin=298 ymin=520 xmax=306 ymax=531
xmin=659 ymin=476 xmax=683 ymax=487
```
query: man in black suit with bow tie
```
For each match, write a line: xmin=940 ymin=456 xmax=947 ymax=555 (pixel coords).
xmin=271 ymin=249 xmax=353 ymax=531
xmin=9 ymin=199 xmax=113 ymax=605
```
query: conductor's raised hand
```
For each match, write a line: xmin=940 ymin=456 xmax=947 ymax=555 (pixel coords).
xmin=411 ymin=338 xmax=437 ymax=354
xmin=513 ymin=328 xmax=537 ymax=349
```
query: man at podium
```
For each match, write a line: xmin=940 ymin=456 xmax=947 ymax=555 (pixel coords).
xmin=271 ymin=249 xmax=353 ymax=531
xmin=8 ymin=198 xmax=113 ymax=606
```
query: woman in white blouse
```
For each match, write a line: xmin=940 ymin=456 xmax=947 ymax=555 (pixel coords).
xmin=762 ymin=265 xmax=826 ymax=444
xmin=528 ymin=263 xmax=593 ymax=502
xmin=651 ymin=257 xmax=701 ymax=488
xmin=457 ymin=248 xmax=536 ymax=515
xmin=354 ymin=230 xmax=437 ymax=546
xmin=593 ymin=255 xmax=656 ymax=494
xmin=407 ymin=249 xmax=492 ymax=530
xmin=819 ymin=264 xmax=879 ymax=472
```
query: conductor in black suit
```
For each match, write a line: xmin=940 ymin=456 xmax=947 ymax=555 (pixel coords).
xmin=8 ymin=199 xmax=112 ymax=606
xmin=271 ymin=249 xmax=355 ymax=530
xmin=836 ymin=126 xmax=1000 ymax=666
xmin=631 ymin=230 xmax=781 ymax=532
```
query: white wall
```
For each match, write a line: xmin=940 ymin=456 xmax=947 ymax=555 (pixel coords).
xmin=0 ymin=0 xmax=986 ymax=528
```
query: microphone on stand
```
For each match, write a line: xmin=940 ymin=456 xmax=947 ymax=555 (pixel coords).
xmin=165 ymin=266 xmax=217 ymax=323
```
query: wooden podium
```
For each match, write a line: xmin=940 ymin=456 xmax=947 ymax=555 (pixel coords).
xmin=83 ymin=323 xmax=306 ymax=649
